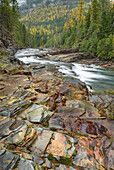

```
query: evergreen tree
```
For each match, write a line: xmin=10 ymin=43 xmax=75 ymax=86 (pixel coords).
xmin=9 ymin=0 xmax=19 ymax=12
xmin=0 ymin=0 xmax=33 ymax=47
xmin=0 ymin=0 xmax=13 ymax=37
xmin=79 ymin=0 xmax=113 ymax=59
xmin=90 ymin=0 xmax=100 ymax=23
xmin=84 ymin=7 xmax=91 ymax=32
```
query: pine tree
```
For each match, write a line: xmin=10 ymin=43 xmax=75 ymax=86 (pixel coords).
xmin=90 ymin=0 xmax=100 ymax=23
xmin=0 ymin=0 xmax=32 ymax=47
xmin=0 ymin=0 xmax=13 ymax=37
xmin=84 ymin=7 xmax=91 ymax=31
xmin=99 ymin=0 xmax=113 ymax=39
xmin=9 ymin=0 xmax=19 ymax=12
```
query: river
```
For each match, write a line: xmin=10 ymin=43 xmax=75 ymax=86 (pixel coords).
xmin=15 ymin=48 xmax=114 ymax=94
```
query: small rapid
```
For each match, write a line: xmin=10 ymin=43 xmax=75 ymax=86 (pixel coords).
xmin=15 ymin=49 xmax=114 ymax=93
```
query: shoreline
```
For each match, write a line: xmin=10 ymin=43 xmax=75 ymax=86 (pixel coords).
xmin=0 ymin=47 xmax=114 ymax=169
xmin=47 ymin=48 xmax=114 ymax=69
xmin=73 ymin=58 xmax=114 ymax=69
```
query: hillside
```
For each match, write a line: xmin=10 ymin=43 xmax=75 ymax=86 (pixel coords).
xmin=20 ymin=0 xmax=113 ymax=60
xmin=19 ymin=0 xmax=90 ymax=46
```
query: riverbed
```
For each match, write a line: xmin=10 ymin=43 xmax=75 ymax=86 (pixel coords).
xmin=15 ymin=48 xmax=114 ymax=94
xmin=0 ymin=47 xmax=114 ymax=169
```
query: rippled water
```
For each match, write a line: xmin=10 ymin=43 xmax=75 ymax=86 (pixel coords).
xmin=15 ymin=49 xmax=114 ymax=93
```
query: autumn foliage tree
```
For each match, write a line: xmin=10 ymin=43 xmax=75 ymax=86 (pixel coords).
xmin=76 ymin=0 xmax=86 ymax=25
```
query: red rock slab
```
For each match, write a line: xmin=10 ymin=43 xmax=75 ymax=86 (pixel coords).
xmin=46 ymin=132 xmax=71 ymax=157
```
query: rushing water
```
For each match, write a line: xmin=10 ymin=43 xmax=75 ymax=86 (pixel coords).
xmin=15 ymin=49 xmax=114 ymax=93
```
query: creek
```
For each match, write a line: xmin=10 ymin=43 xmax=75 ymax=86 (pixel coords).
xmin=15 ymin=48 xmax=114 ymax=94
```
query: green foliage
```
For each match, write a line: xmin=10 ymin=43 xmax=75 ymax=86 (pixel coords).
xmin=0 ymin=0 xmax=14 ymax=33
xmin=80 ymin=38 xmax=90 ymax=52
xmin=88 ymin=30 xmax=99 ymax=54
xmin=47 ymin=154 xmax=54 ymax=160
xmin=19 ymin=0 xmax=81 ymax=47
xmin=97 ymin=34 xmax=113 ymax=60
xmin=0 ymin=0 xmax=34 ymax=48
xmin=60 ymin=157 xmax=73 ymax=166
xmin=55 ymin=0 xmax=113 ymax=60
xmin=9 ymin=0 xmax=19 ymax=13
xmin=90 ymin=0 xmax=100 ymax=23
xmin=84 ymin=7 xmax=91 ymax=31
xmin=2 ymin=0 xmax=112 ymax=60
xmin=73 ymin=149 xmax=77 ymax=156
xmin=45 ymin=37 xmax=54 ymax=47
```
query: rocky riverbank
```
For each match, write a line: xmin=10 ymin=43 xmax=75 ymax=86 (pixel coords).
xmin=47 ymin=48 xmax=114 ymax=69
xmin=20 ymin=47 xmax=113 ymax=69
xmin=0 ymin=48 xmax=114 ymax=169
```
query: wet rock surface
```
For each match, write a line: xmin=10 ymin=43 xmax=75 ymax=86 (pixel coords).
xmin=48 ymin=52 xmax=95 ymax=62
xmin=0 ymin=48 xmax=114 ymax=169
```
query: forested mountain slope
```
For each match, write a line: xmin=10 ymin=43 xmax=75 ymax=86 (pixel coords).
xmin=19 ymin=0 xmax=90 ymax=47
xmin=1 ymin=0 xmax=113 ymax=60
xmin=60 ymin=0 xmax=114 ymax=59
xmin=19 ymin=0 xmax=113 ymax=60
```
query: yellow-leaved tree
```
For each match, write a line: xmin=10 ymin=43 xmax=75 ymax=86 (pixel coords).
xmin=76 ymin=0 xmax=86 ymax=25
